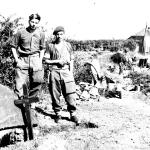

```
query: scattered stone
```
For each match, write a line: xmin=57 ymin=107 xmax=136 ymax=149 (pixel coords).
xmin=89 ymin=86 xmax=99 ymax=99
xmin=80 ymin=91 xmax=90 ymax=100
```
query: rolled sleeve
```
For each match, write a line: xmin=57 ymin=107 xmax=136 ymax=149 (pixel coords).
xmin=10 ymin=31 xmax=20 ymax=49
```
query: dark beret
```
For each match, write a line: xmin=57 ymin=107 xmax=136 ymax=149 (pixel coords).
xmin=53 ymin=26 xmax=65 ymax=35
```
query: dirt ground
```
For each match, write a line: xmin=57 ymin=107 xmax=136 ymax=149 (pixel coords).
xmin=1 ymin=89 xmax=150 ymax=150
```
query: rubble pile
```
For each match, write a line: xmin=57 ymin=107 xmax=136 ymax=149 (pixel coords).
xmin=76 ymin=82 xmax=122 ymax=101
xmin=76 ymin=82 xmax=100 ymax=101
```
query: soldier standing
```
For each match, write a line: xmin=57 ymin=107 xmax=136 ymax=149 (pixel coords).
xmin=11 ymin=13 xmax=45 ymax=100
xmin=44 ymin=26 xmax=78 ymax=124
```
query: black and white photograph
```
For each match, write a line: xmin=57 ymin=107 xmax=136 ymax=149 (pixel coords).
xmin=0 ymin=0 xmax=150 ymax=149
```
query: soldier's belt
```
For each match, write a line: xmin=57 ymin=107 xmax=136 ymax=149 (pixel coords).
xmin=49 ymin=64 xmax=69 ymax=70
xmin=19 ymin=52 xmax=40 ymax=57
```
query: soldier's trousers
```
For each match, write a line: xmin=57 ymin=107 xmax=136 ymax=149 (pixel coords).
xmin=15 ymin=68 xmax=44 ymax=99
xmin=48 ymin=69 xmax=77 ymax=115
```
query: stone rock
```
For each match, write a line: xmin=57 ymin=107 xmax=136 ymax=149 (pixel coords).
xmin=0 ymin=84 xmax=24 ymax=129
xmin=80 ymin=91 xmax=90 ymax=100
xmin=89 ymin=87 xmax=99 ymax=99
xmin=79 ymin=82 xmax=90 ymax=91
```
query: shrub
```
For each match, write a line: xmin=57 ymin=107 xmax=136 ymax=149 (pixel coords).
xmin=73 ymin=51 xmax=94 ymax=84
xmin=0 ymin=15 xmax=23 ymax=88
xmin=122 ymin=39 xmax=137 ymax=51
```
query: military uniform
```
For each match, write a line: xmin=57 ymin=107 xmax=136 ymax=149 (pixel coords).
xmin=45 ymin=41 xmax=77 ymax=116
xmin=11 ymin=27 xmax=45 ymax=98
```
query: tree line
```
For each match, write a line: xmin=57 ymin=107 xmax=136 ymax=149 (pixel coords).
xmin=0 ymin=15 xmax=138 ymax=88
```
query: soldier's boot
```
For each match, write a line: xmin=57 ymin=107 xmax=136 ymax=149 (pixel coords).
xmin=70 ymin=112 xmax=79 ymax=125
xmin=54 ymin=112 xmax=62 ymax=123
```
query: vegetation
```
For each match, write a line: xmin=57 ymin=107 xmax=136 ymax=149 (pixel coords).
xmin=0 ymin=14 xmax=146 ymax=93
xmin=68 ymin=39 xmax=124 ymax=52
xmin=1 ymin=14 xmax=150 ymax=150
xmin=73 ymin=51 xmax=93 ymax=84
xmin=0 ymin=15 xmax=23 ymax=88
xmin=122 ymin=39 xmax=137 ymax=51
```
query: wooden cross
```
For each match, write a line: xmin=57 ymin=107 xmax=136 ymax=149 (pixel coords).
xmin=14 ymin=84 xmax=39 ymax=140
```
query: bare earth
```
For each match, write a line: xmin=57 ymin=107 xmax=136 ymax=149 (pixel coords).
xmin=1 ymin=90 xmax=150 ymax=150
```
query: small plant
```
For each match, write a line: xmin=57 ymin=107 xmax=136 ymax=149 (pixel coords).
xmin=0 ymin=14 xmax=23 ymax=88
xmin=73 ymin=51 xmax=93 ymax=84
xmin=122 ymin=39 xmax=137 ymax=51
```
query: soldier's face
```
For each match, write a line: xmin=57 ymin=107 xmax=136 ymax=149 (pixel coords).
xmin=55 ymin=31 xmax=64 ymax=42
xmin=29 ymin=19 xmax=39 ymax=30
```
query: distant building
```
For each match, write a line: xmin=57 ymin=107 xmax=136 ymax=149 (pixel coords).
xmin=128 ymin=28 xmax=145 ymax=41
xmin=128 ymin=28 xmax=146 ymax=54
xmin=128 ymin=27 xmax=150 ymax=67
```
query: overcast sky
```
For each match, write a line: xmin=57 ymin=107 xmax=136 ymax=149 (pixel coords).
xmin=0 ymin=0 xmax=150 ymax=40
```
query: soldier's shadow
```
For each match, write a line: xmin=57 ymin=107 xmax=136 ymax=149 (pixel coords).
xmin=35 ymin=107 xmax=70 ymax=121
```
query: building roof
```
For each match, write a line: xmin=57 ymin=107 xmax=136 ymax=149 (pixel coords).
xmin=134 ymin=28 xmax=145 ymax=36
xmin=128 ymin=28 xmax=145 ymax=40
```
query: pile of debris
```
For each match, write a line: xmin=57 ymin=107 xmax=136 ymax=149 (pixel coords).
xmin=75 ymin=82 xmax=122 ymax=101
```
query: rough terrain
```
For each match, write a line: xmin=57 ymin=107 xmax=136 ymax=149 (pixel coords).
xmin=1 ymin=89 xmax=150 ymax=150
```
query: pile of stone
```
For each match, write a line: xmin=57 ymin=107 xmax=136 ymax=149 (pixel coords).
xmin=75 ymin=79 xmax=136 ymax=101
xmin=75 ymin=81 xmax=122 ymax=101
xmin=76 ymin=82 xmax=100 ymax=101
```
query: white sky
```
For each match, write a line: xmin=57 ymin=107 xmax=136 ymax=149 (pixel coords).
xmin=0 ymin=0 xmax=150 ymax=40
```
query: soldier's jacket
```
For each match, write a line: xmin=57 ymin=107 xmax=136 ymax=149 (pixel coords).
xmin=45 ymin=41 xmax=72 ymax=62
xmin=11 ymin=27 xmax=45 ymax=71
xmin=45 ymin=40 xmax=76 ymax=94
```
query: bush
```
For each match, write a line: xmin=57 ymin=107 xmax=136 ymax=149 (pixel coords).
xmin=0 ymin=15 xmax=23 ymax=88
xmin=73 ymin=51 xmax=94 ymax=84
xmin=68 ymin=39 xmax=124 ymax=52
xmin=122 ymin=39 xmax=137 ymax=51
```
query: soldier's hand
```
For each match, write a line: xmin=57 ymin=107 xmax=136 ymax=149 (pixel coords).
xmin=58 ymin=60 xmax=65 ymax=67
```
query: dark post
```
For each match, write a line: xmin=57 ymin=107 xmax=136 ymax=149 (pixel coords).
xmin=14 ymin=84 xmax=39 ymax=140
